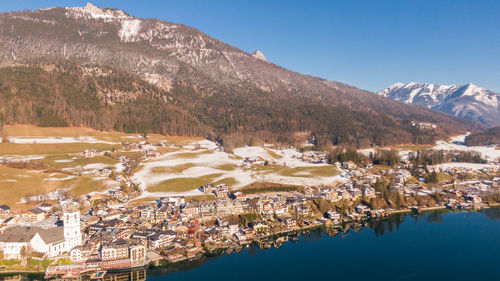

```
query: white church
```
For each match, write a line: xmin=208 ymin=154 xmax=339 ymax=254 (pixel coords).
xmin=0 ymin=203 xmax=82 ymax=259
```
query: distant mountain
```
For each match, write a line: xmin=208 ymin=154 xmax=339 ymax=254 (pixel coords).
xmin=378 ymin=82 xmax=500 ymax=127
xmin=465 ymin=127 xmax=500 ymax=146
xmin=0 ymin=3 xmax=479 ymax=147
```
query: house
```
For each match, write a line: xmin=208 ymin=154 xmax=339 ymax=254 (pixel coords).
xmin=465 ymin=195 xmax=482 ymax=204
xmin=338 ymin=189 xmax=352 ymax=200
xmin=232 ymin=200 xmax=245 ymax=214
xmin=325 ymin=210 xmax=341 ymax=222
xmin=0 ymin=205 xmax=10 ymax=216
xmin=228 ymin=223 xmax=239 ymax=236
xmin=273 ymin=202 xmax=288 ymax=215
xmin=234 ymin=232 xmax=247 ymax=243
xmin=129 ymin=244 xmax=146 ymax=264
xmin=295 ymin=204 xmax=309 ymax=216
xmin=23 ymin=208 xmax=46 ymax=222
xmin=323 ymin=189 xmax=339 ymax=201
xmin=202 ymin=184 xmax=213 ymax=194
xmin=150 ymin=230 xmax=176 ymax=249
xmin=215 ymin=199 xmax=233 ymax=215
xmin=199 ymin=202 xmax=216 ymax=218
xmin=355 ymin=205 xmax=370 ymax=214
xmin=181 ymin=203 xmax=199 ymax=218
xmin=164 ymin=248 xmax=186 ymax=263
xmin=101 ymin=240 xmax=130 ymax=261
xmin=231 ymin=191 xmax=247 ymax=201
xmin=216 ymin=217 xmax=228 ymax=227
xmin=88 ymin=193 xmax=104 ymax=202
xmin=0 ymin=227 xmax=32 ymax=259
xmin=250 ymin=221 xmax=268 ymax=232
xmin=0 ymin=206 xmax=83 ymax=260
xmin=349 ymin=188 xmax=362 ymax=199
xmin=279 ymin=217 xmax=296 ymax=228
xmin=256 ymin=200 xmax=273 ymax=216
xmin=37 ymin=203 xmax=53 ymax=212
xmin=214 ymin=184 xmax=229 ymax=198
xmin=245 ymin=156 xmax=266 ymax=165
xmin=362 ymin=187 xmax=376 ymax=198
xmin=154 ymin=207 xmax=169 ymax=222
xmin=70 ymin=244 xmax=92 ymax=263
xmin=342 ymin=161 xmax=357 ymax=170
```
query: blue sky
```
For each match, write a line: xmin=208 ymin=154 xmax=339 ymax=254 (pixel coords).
xmin=1 ymin=0 xmax=499 ymax=92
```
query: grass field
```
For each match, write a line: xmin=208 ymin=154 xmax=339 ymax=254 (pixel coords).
xmin=0 ymin=162 xmax=113 ymax=207
xmin=214 ymin=163 xmax=239 ymax=171
xmin=437 ymin=172 xmax=453 ymax=182
xmin=64 ymin=176 xmax=109 ymax=197
xmin=185 ymin=195 xmax=217 ymax=202
xmin=0 ymin=165 xmax=64 ymax=207
xmin=213 ymin=177 xmax=238 ymax=186
xmin=264 ymin=148 xmax=284 ymax=159
xmin=147 ymin=173 xmax=224 ymax=193
xmin=3 ymin=124 xmax=199 ymax=145
xmin=248 ymin=164 xmax=339 ymax=178
xmin=279 ymin=166 xmax=339 ymax=178
xmin=42 ymin=155 xmax=119 ymax=170
xmin=150 ymin=163 xmax=196 ymax=174
xmin=240 ymin=181 xmax=298 ymax=194
xmin=171 ymin=150 xmax=213 ymax=159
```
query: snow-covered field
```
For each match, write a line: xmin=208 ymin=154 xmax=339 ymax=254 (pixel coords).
xmin=433 ymin=133 xmax=500 ymax=161
xmin=361 ymin=133 xmax=500 ymax=163
xmin=430 ymin=162 xmax=497 ymax=171
xmin=133 ymin=140 xmax=345 ymax=199
xmin=8 ymin=136 xmax=117 ymax=144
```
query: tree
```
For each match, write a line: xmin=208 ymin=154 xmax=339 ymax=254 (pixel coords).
xmin=20 ymin=246 xmax=26 ymax=259
xmin=395 ymin=193 xmax=403 ymax=209
xmin=425 ymin=171 xmax=439 ymax=184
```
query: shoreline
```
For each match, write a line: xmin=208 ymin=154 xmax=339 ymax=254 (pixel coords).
xmin=1 ymin=205 xmax=497 ymax=278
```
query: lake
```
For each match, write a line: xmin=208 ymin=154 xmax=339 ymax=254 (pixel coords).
xmin=3 ymin=208 xmax=500 ymax=281
xmin=148 ymin=208 xmax=500 ymax=281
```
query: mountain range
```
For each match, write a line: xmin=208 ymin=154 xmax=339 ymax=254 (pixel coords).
xmin=378 ymin=82 xmax=500 ymax=127
xmin=0 ymin=3 xmax=479 ymax=147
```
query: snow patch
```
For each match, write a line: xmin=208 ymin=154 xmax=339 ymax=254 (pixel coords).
xmin=119 ymin=19 xmax=141 ymax=42
xmin=8 ymin=136 xmax=116 ymax=144
xmin=67 ymin=2 xmax=128 ymax=20
xmin=432 ymin=133 xmax=500 ymax=161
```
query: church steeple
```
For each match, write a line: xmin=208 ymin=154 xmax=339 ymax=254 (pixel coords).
xmin=63 ymin=202 xmax=82 ymax=249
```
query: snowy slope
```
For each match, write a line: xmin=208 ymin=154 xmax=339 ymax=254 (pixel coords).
xmin=378 ymin=82 xmax=500 ymax=127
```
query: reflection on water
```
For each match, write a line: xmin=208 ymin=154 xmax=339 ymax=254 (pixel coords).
xmin=484 ymin=206 xmax=500 ymax=220
xmin=0 ymin=269 xmax=147 ymax=281
xmin=2 ymin=208 xmax=498 ymax=281
xmin=147 ymin=208 xmax=497 ymax=279
xmin=367 ymin=213 xmax=405 ymax=237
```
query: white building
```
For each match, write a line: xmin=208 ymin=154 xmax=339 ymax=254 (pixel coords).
xmin=63 ymin=204 xmax=82 ymax=250
xmin=0 ymin=203 xmax=82 ymax=259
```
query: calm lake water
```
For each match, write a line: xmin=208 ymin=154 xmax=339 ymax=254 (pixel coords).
xmin=3 ymin=209 xmax=500 ymax=281
xmin=148 ymin=209 xmax=500 ymax=281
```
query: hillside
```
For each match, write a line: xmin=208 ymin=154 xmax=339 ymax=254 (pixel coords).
xmin=0 ymin=3 xmax=480 ymax=147
xmin=378 ymin=82 xmax=500 ymax=127
xmin=465 ymin=127 xmax=500 ymax=146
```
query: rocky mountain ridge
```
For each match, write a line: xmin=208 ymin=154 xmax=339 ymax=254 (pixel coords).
xmin=0 ymin=3 xmax=480 ymax=147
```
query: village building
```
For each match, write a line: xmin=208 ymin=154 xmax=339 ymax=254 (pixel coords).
xmin=0 ymin=205 xmax=10 ymax=216
xmin=0 ymin=203 xmax=82 ymax=259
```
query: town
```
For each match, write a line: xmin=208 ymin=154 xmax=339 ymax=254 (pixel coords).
xmin=0 ymin=133 xmax=498 ymax=279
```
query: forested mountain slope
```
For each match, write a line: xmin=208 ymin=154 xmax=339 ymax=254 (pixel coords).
xmin=0 ymin=3 xmax=480 ymax=147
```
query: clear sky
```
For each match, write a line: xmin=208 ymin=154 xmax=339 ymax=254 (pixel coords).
xmin=1 ymin=0 xmax=499 ymax=92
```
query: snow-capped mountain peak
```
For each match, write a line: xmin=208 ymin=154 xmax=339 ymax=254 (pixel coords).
xmin=66 ymin=2 xmax=129 ymax=20
xmin=378 ymin=82 xmax=500 ymax=127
